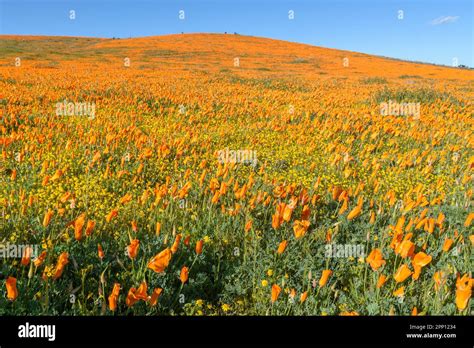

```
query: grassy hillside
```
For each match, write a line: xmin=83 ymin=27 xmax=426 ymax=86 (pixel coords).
xmin=0 ymin=34 xmax=472 ymax=316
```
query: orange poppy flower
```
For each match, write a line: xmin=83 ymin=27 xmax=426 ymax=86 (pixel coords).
xmin=376 ymin=274 xmax=387 ymax=288
xmin=20 ymin=246 xmax=33 ymax=266
xmin=33 ymin=251 xmax=47 ymax=267
xmin=195 ymin=240 xmax=203 ymax=255
xmin=147 ymin=248 xmax=172 ymax=273
xmin=394 ymin=215 xmax=406 ymax=233
xmin=42 ymin=175 xmax=50 ymax=187
xmin=393 ymin=286 xmax=405 ymax=297
xmin=369 ymin=211 xmax=376 ymax=224
xmin=301 ymin=205 xmax=310 ymax=220
xmin=319 ymin=270 xmax=332 ymax=287
xmin=271 ymin=284 xmax=281 ymax=303
xmin=293 ymin=220 xmax=310 ymax=239
xmin=108 ymin=283 xmax=121 ymax=311
xmin=394 ymin=264 xmax=413 ymax=283
xmin=271 ymin=203 xmax=286 ymax=229
xmin=134 ymin=281 xmax=149 ymax=301
xmin=282 ymin=204 xmax=293 ymax=222
xmin=53 ymin=252 xmax=69 ymax=280
xmin=338 ymin=198 xmax=348 ymax=215
xmin=271 ymin=213 xmax=282 ymax=229
xmin=390 ymin=232 xmax=404 ymax=251
xmin=126 ymin=287 xmax=139 ymax=307
xmin=325 ymin=229 xmax=332 ymax=242
xmin=127 ymin=239 xmax=140 ymax=259
xmin=395 ymin=237 xmax=415 ymax=259
xmin=171 ymin=234 xmax=182 ymax=254
xmin=85 ymin=220 xmax=95 ymax=236
xmin=180 ymin=266 xmax=189 ymax=284
xmin=425 ymin=218 xmax=435 ymax=234
xmin=119 ymin=193 xmax=132 ymax=205
xmin=105 ymin=208 xmax=118 ymax=223
xmin=332 ymin=186 xmax=343 ymax=201
xmin=6 ymin=276 xmax=18 ymax=301
xmin=43 ymin=209 xmax=54 ymax=227
xmin=347 ymin=203 xmax=362 ymax=220
xmin=244 ymin=219 xmax=253 ymax=233
xmin=464 ymin=212 xmax=473 ymax=227
xmin=300 ymin=291 xmax=308 ymax=303
xmin=455 ymin=274 xmax=472 ymax=310
xmin=436 ymin=212 xmax=445 ymax=226
xmin=184 ymin=235 xmax=190 ymax=246
xmin=155 ymin=222 xmax=161 ymax=236
xmin=92 ymin=151 xmax=101 ymax=163
xmin=411 ymin=252 xmax=432 ymax=280
xmin=442 ymin=238 xmax=453 ymax=252
xmin=211 ymin=191 xmax=220 ymax=204
xmin=98 ymin=244 xmax=104 ymax=260
xmin=59 ymin=192 xmax=72 ymax=203
xmin=73 ymin=213 xmax=86 ymax=241
xmin=125 ymin=282 xmax=148 ymax=307
xmin=347 ymin=197 xmax=363 ymax=220
xmin=277 ymin=240 xmax=288 ymax=254
xmin=366 ymin=249 xmax=385 ymax=271
xmin=28 ymin=195 xmax=34 ymax=207
xmin=149 ymin=288 xmax=163 ymax=306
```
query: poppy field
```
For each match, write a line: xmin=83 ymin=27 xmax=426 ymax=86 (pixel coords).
xmin=0 ymin=34 xmax=473 ymax=316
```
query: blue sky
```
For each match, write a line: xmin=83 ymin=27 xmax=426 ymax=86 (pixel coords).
xmin=0 ymin=0 xmax=472 ymax=66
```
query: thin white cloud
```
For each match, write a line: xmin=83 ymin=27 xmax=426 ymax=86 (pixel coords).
xmin=430 ymin=16 xmax=460 ymax=25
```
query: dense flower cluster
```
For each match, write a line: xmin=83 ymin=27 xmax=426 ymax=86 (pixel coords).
xmin=0 ymin=34 xmax=472 ymax=315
